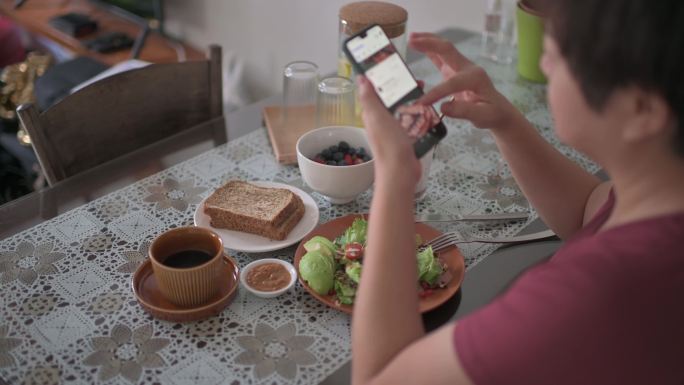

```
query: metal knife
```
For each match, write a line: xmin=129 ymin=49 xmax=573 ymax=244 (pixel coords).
xmin=415 ymin=212 xmax=529 ymax=223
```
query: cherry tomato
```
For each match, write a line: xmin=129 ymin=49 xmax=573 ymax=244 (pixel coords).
xmin=344 ymin=242 xmax=364 ymax=260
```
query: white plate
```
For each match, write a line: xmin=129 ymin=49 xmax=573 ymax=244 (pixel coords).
xmin=194 ymin=181 xmax=319 ymax=253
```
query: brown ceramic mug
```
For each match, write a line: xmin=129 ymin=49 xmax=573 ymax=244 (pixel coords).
xmin=149 ymin=227 xmax=224 ymax=307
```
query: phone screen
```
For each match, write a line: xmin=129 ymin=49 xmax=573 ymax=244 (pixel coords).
xmin=344 ymin=25 xmax=446 ymax=156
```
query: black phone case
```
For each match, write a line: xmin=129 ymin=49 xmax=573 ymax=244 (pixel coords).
xmin=342 ymin=24 xmax=447 ymax=159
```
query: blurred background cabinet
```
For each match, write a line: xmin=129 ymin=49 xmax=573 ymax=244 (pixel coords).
xmin=0 ymin=0 xmax=204 ymax=65
xmin=0 ymin=0 xmax=206 ymax=203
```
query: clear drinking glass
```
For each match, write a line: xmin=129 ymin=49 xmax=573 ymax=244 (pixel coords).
xmin=282 ymin=61 xmax=319 ymax=123
xmin=481 ymin=0 xmax=516 ymax=64
xmin=316 ymin=76 xmax=355 ymax=127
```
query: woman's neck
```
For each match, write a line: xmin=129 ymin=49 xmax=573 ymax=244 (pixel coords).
xmin=602 ymin=151 xmax=684 ymax=230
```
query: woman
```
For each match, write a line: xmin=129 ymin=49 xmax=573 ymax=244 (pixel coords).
xmin=352 ymin=0 xmax=684 ymax=384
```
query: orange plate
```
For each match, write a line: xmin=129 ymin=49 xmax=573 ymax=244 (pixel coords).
xmin=131 ymin=255 xmax=239 ymax=322
xmin=294 ymin=214 xmax=465 ymax=314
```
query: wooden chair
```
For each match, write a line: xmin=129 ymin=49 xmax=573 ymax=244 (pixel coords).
xmin=17 ymin=45 xmax=225 ymax=186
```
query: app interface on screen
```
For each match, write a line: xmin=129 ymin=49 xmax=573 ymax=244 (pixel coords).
xmin=347 ymin=26 xmax=441 ymax=140
xmin=347 ymin=26 xmax=416 ymax=107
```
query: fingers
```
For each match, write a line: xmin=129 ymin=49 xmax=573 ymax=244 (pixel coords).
xmin=417 ymin=68 xmax=482 ymax=106
xmin=409 ymin=32 xmax=438 ymax=39
xmin=409 ymin=33 xmax=473 ymax=70
xmin=356 ymin=76 xmax=395 ymax=130
xmin=440 ymin=99 xmax=489 ymax=124
xmin=409 ymin=33 xmax=445 ymax=69
xmin=417 ymin=79 xmax=425 ymax=90
xmin=409 ymin=36 xmax=444 ymax=70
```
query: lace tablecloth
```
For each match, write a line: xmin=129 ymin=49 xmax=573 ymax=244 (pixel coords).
xmin=0 ymin=37 xmax=599 ymax=385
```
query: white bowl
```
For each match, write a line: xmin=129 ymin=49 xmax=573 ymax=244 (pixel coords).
xmin=296 ymin=126 xmax=375 ymax=204
xmin=240 ymin=258 xmax=297 ymax=298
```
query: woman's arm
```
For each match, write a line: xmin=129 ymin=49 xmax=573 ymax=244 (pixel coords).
xmin=357 ymin=324 xmax=474 ymax=385
xmin=351 ymin=77 xmax=473 ymax=385
xmin=411 ymin=33 xmax=601 ymax=239
xmin=488 ymin=110 xmax=602 ymax=238
xmin=582 ymin=181 xmax=613 ymax=225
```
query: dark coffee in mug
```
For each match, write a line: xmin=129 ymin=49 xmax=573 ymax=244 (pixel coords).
xmin=162 ymin=250 xmax=213 ymax=269
xmin=149 ymin=226 xmax=223 ymax=306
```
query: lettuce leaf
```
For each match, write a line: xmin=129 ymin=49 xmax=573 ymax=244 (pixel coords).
xmin=345 ymin=261 xmax=362 ymax=284
xmin=342 ymin=218 xmax=368 ymax=245
xmin=416 ymin=246 xmax=442 ymax=286
xmin=334 ymin=276 xmax=356 ymax=305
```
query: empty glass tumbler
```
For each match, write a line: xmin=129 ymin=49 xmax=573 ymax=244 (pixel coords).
xmin=282 ymin=61 xmax=319 ymax=123
xmin=316 ymin=76 xmax=355 ymax=128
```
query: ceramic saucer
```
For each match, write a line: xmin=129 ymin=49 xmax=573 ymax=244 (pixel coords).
xmin=132 ymin=255 xmax=239 ymax=322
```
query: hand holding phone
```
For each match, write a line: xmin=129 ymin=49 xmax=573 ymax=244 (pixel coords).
xmin=343 ymin=24 xmax=447 ymax=158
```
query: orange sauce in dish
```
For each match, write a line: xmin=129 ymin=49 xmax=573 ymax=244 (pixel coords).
xmin=246 ymin=263 xmax=291 ymax=292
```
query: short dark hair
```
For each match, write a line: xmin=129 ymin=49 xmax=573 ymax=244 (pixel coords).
xmin=548 ymin=0 xmax=684 ymax=155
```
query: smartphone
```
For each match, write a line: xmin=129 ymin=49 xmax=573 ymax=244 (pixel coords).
xmin=343 ymin=24 xmax=447 ymax=158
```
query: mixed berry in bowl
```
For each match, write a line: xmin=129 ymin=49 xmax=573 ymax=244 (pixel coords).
xmin=310 ymin=141 xmax=372 ymax=166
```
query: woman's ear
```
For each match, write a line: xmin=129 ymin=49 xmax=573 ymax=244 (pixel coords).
xmin=620 ymin=89 xmax=673 ymax=143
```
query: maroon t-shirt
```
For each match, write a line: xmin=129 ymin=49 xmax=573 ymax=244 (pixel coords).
xmin=454 ymin=192 xmax=684 ymax=385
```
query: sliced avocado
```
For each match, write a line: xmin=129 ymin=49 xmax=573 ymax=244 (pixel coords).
xmin=299 ymin=251 xmax=334 ymax=295
xmin=304 ymin=236 xmax=337 ymax=258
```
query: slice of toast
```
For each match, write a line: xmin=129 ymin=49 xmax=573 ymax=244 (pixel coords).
xmin=203 ymin=181 xmax=305 ymax=240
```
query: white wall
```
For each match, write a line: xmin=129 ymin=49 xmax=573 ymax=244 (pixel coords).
xmin=164 ymin=0 xmax=484 ymax=102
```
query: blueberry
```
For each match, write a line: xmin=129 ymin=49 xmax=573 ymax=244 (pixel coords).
xmin=329 ymin=145 xmax=339 ymax=153
xmin=326 ymin=160 xmax=337 ymax=166
xmin=338 ymin=141 xmax=350 ymax=151
xmin=321 ymin=148 xmax=332 ymax=159
xmin=338 ymin=160 xmax=347 ymax=166
xmin=333 ymin=152 xmax=344 ymax=161
xmin=362 ymin=155 xmax=371 ymax=162
xmin=348 ymin=147 xmax=356 ymax=155
xmin=357 ymin=147 xmax=366 ymax=155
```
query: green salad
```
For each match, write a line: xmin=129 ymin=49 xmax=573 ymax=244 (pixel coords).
xmin=298 ymin=218 xmax=447 ymax=306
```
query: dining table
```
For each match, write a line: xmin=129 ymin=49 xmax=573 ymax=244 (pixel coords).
xmin=0 ymin=28 xmax=601 ymax=385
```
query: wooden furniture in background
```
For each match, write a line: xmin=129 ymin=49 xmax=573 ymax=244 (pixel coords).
xmin=0 ymin=0 xmax=205 ymax=65
xmin=17 ymin=45 xmax=224 ymax=186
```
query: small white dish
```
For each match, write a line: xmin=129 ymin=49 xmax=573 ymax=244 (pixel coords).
xmin=194 ymin=181 xmax=319 ymax=253
xmin=240 ymin=258 xmax=297 ymax=298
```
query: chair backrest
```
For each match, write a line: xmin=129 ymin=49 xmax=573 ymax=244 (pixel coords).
xmin=17 ymin=45 xmax=223 ymax=186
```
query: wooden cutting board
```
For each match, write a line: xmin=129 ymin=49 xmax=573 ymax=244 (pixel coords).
xmin=263 ymin=105 xmax=316 ymax=164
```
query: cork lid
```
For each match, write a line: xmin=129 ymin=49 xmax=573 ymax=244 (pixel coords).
xmin=339 ymin=1 xmax=408 ymax=38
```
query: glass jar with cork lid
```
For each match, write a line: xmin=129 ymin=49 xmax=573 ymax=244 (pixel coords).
xmin=338 ymin=1 xmax=408 ymax=79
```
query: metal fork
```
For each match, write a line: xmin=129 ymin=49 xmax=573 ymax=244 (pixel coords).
xmin=423 ymin=229 xmax=557 ymax=253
